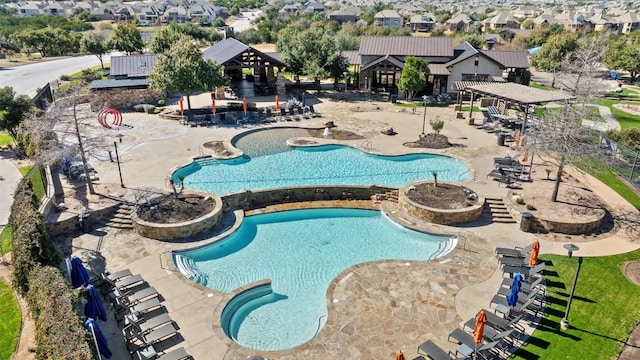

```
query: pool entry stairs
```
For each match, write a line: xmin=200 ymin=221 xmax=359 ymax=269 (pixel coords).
xmin=484 ymin=196 xmax=516 ymax=223
xmin=100 ymin=202 xmax=135 ymax=230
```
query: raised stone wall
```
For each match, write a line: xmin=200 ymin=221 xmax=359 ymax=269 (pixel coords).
xmin=47 ymin=204 xmax=119 ymax=237
xmin=398 ymin=181 xmax=484 ymax=225
xmin=89 ymin=88 xmax=162 ymax=110
xmin=506 ymin=201 xmax=605 ymax=235
xmin=131 ymin=193 xmax=224 ymax=240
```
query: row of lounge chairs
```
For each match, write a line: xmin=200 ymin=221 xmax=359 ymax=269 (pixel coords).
xmin=417 ymin=245 xmax=545 ymax=360
xmin=182 ymin=106 xmax=322 ymax=126
xmin=486 ymin=156 xmax=528 ymax=187
xmin=94 ymin=269 xmax=192 ymax=360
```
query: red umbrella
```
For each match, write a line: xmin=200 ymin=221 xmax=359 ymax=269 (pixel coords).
xmin=474 ymin=310 xmax=487 ymax=344
xmin=529 ymin=239 xmax=540 ymax=266
xmin=178 ymin=98 xmax=184 ymax=114
xmin=275 ymin=95 xmax=280 ymax=110
xmin=211 ymin=98 xmax=216 ymax=114
xmin=242 ymin=96 xmax=248 ymax=115
xmin=394 ymin=351 xmax=405 ymax=360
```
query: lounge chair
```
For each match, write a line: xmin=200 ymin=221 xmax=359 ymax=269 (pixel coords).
xmin=455 ymin=340 xmax=501 ymax=360
xmin=128 ymin=298 xmax=164 ymax=317
xmin=106 ymin=269 xmax=133 ymax=282
xmin=129 ymin=323 xmax=179 ymax=347
xmin=495 ymin=295 xmax=541 ymax=319
xmin=464 ymin=309 xmax=525 ymax=334
xmin=490 ymin=287 xmax=543 ymax=309
xmin=499 ymin=256 xmax=528 ymax=267
xmin=503 ymin=262 xmax=546 ymax=279
xmin=115 ymin=287 xmax=159 ymax=308
xmin=494 ymin=156 xmax=522 ymax=168
xmin=115 ymin=274 xmax=145 ymax=291
xmin=495 ymin=244 xmax=532 ymax=258
xmin=124 ymin=313 xmax=173 ymax=339
xmin=499 ymin=275 xmax=544 ymax=295
xmin=134 ymin=346 xmax=190 ymax=360
xmin=417 ymin=340 xmax=465 ymax=360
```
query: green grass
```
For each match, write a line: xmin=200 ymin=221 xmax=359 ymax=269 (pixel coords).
xmin=0 ymin=226 xmax=11 ymax=256
xmin=576 ymin=159 xmax=640 ymax=209
xmin=529 ymin=83 xmax=558 ymax=91
xmin=594 ymin=98 xmax=640 ymax=131
xmin=19 ymin=166 xmax=45 ymax=202
xmin=460 ymin=105 xmax=483 ymax=113
xmin=0 ymin=133 xmax=13 ymax=147
xmin=515 ymin=250 xmax=640 ymax=359
xmin=0 ymin=279 xmax=20 ymax=360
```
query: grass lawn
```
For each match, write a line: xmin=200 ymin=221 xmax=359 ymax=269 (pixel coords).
xmin=515 ymin=250 xmax=640 ymax=359
xmin=0 ymin=279 xmax=20 ymax=360
xmin=0 ymin=133 xmax=13 ymax=147
xmin=594 ymin=98 xmax=640 ymax=131
xmin=19 ymin=166 xmax=45 ymax=202
xmin=460 ymin=105 xmax=483 ymax=113
xmin=529 ymin=83 xmax=558 ymax=91
xmin=0 ymin=226 xmax=11 ymax=256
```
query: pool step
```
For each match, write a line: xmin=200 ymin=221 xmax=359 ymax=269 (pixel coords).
xmin=485 ymin=197 xmax=516 ymax=223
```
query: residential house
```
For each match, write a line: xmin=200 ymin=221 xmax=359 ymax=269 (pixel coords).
xmin=533 ymin=14 xmax=559 ymax=28
xmin=374 ymin=10 xmax=402 ymax=29
xmin=305 ymin=1 xmax=324 ymax=13
xmin=589 ymin=13 xmax=619 ymax=32
xmin=327 ymin=7 xmax=360 ymax=23
xmin=42 ymin=1 xmax=70 ymax=16
xmin=280 ymin=3 xmax=301 ymax=15
xmin=470 ymin=6 xmax=494 ymax=21
xmin=18 ymin=2 xmax=42 ymax=17
xmin=499 ymin=28 xmax=531 ymax=43
xmin=133 ymin=4 xmax=161 ymax=26
xmin=445 ymin=13 xmax=472 ymax=32
xmin=163 ymin=6 xmax=188 ymax=23
xmin=513 ymin=6 xmax=540 ymax=20
xmin=109 ymin=54 xmax=158 ymax=79
xmin=112 ymin=6 xmax=134 ymax=22
xmin=409 ymin=13 xmax=436 ymax=32
xmin=484 ymin=12 xmax=520 ymax=30
xmin=555 ymin=11 xmax=593 ymax=32
xmin=617 ymin=11 xmax=640 ymax=34
xmin=484 ymin=34 xmax=500 ymax=50
xmin=189 ymin=1 xmax=219 ymax=24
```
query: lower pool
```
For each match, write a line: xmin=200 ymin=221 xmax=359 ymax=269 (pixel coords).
xmin=174 ymin=208 xmax=455 ymax=351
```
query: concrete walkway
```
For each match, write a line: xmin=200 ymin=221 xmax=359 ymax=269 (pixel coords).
xmin=0 ymin=150 xmax=22 ymax=232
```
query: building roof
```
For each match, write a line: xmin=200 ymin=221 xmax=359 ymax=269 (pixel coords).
xmin=428 ymin=63 xmax=450 ymax=75
xmin=110 ymin=55 xmax=158 ymax=78
xmin=88 ymin=78 xmax=149 ymax=90
xmin=481 ymin=50 xmax=530 ymax=69
xmin=466 ymin=82 xmax=574 ymax=104
xmin=374 ymin=9 xmax=401 ymax=19
xmin=359 ymin=36 xmax=453 ymax=58
xmin=202 ymin=38 xmax=285 ymax=67
xmin=340 ymin=50 xmax=361 ymax=65
xmin=361 ymin=55 xmax=405 ymax=71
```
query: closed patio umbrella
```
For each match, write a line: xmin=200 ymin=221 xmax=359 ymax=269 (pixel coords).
xmin=394 ymin=350 xmax=405 ymax=360
xmin=529 ymin=240 xmax=540 ymax=266
xmin=275 ymin=95 xmax=279 ymax=110
xmin=179 ymin=98 xmax=184 ymax=115
xmin=473 ymin=310 xmax=487 ymax=344
xmin=506 ymin=273 xmax=522 ymax=307
xmin=70 ymin=256 xmax=90 ymax=289
xmin=242 ymin=96 xmax=248 ymax=116
xmin=212 ymin=98 xmax=216 ymax=115
xmin=85 ymin=318 xmax=112 ymax=359
xmin=301 ymin=92 xmax=306 ymax=107
xmin=85 ymin=285 xmax=107 ymax=322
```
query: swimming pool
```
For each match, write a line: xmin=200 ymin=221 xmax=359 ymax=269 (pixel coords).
xmin=174 ymin=208 xmax=455 ymax=351
xmin=172 ymin=128 xmax=471 ymax=195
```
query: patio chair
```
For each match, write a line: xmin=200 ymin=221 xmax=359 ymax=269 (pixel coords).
xmin=495 ymin=295 xmax=541 ymax=319
xmin=126 ymin=298 xmax=164 ymax=318
xmin=115 ymin=287 xmax=159 ymax=309
xmin=417 ymin=340 xmax=466 ymax=360
xmin=455 ymin=340 xmax=501 ymax=360
xmin=463 ymin=309 xmax=525 ymax=334
xmin=495 ymin=244 xmax=532 ymax=258
xmin=490 ymin=286 xmax=543 ymax=309
xmin=499 ymin=275 xmax=544 ymax=295
xmin=494 ymin=156 xmax=522 ymax=168
xmin=127 ymin=323 xmax=179 ymax=352
xmin=503 ymin=262 xmax=546 ymax=279
xmin=105 ymin=269 xmax=133 ymax=282
xmin=123 ymin=313 xmax=173 ymax=339
xmin=134 ymin=346 xmax=190 ymax=360
xmin=114 ymin=274 xmax=145 ymax=291
xmin=499 ymin=256 xmax=528 ymax=267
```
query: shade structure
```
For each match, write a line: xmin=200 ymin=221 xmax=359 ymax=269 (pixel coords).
xmin=85 ymin=318 xmax=112 ymax=359
xmin=71 ymin=256 xmax=90 ymax=288
xmin=211 ymin=98 xmax=216 ymax=114
xmin=85 ymin=285 xmax=107 ymax=321
xmin=394 ymin=350 xmax=405 ymax=360
xmin=179 ymin=98 xmax=184 ymax=114
xmin=529 ymin=240 xmax=540 ymax=266
xmin=506 ymin=275 xmax=521 ymax=307
xmin=301 ymin=92 xmax=306 ymax=107
xmin=473 ymin=310 xmax=487 ymax=344
xmin=275 ymin=95 xmax=279 ymax=110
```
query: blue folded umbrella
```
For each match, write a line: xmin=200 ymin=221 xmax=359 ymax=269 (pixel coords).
xmin=71 ymin=256 xmax=90 ymax=288
xmin=85 ymin=285 xmax=107 ymax=322
xmin=301 ymin=92 xmax=306 ymax=107
xmin=506 ymin=274 xmax=522 ymax=307
xmin=85 ymin=318 xmax=112 ymax=359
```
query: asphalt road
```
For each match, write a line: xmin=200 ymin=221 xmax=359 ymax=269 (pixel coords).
xmin=0 ymin=52 xmax=119 ymax=97
xmin=229 ymin=11 xmax=262 ymax=33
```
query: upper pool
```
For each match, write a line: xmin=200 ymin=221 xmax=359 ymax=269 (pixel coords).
xmin=172 ymin=128 xmax=471 ymax=195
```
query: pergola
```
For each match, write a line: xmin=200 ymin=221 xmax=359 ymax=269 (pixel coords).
xmin=463 ymin=82 xmax=576 ymax=134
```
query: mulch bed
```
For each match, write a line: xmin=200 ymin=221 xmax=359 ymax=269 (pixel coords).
xmin=406 ymin=183 xmax=477 ymax=209
xmin=136 ymin=194 xmax=215 ymax=224
xmin=404 ymin=134 xmax=452 ymax=149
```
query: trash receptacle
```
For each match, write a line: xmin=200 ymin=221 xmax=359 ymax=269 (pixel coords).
xmin=520 ymin=212 xmax=533 ymax=232
xmin=389 ymin=94 xmax=397 ymax=103
xmin=497 ymin=133 xmax=506 ymax=146
xmin=79 ymin=212 xmax=92 ymax=233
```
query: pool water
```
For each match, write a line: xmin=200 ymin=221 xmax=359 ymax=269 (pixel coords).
xmin=175 ymin=208 xmax=455 ymax=351
xmin=172 ymin=128 xmax=470 ymax=195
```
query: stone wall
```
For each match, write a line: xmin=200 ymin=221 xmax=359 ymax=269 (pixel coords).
xmin=89 ymin=88 xmax=162 ymax=110
xmin=131 ymin=193 xmax=224 ymax=240
xmin=47 ymin=204 xmax=119 ymax=237
xmin=398 ymin=181 xmax=484 ymax=225
xmin=506 ymin=201 xmax=605 ymax=235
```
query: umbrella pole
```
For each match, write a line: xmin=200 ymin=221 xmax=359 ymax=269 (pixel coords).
xmin=88 ymin=322 xmax=103 ymax=360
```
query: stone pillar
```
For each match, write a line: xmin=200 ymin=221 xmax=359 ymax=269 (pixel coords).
xmin=214 ymin=86 xmax=225 ymax=100
xmin=276 ymin=72 xmax=286 ymax=96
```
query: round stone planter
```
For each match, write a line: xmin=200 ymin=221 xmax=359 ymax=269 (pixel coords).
xmin=132 ymin=192 xmax=224 ymax=240
xmin=398 ymin=181 xmax=484 ymax=225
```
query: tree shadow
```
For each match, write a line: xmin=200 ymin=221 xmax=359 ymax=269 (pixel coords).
xmin=544 ymin=295 xmax=567 ymax=307
xmin=544 ymin=279 xmax=566 ymax=290
xmin=573 ymin=326 xmax=640 ymax=347
xmin=533 ymin=317 xmax=582 ymax=341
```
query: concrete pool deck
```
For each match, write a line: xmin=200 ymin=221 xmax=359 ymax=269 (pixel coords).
xmin=64 ymin=93 xmax=640 ymax=360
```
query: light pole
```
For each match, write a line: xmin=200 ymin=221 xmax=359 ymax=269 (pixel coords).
xmin=421 ymin=95 xmax=428 ymax=137
xmin=561 ymin=243 xmax=582 ymax=330
xmin=113 ymin=141 xmax=125 ymax=188
xmin=343 ymin=71 xmax=348 ymax=92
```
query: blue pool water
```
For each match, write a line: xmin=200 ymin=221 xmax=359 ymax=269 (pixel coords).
xmin=174 ymin=208 xmax=455 ymax=351
xmin=172 ymin=128 xmax=470 ymax=195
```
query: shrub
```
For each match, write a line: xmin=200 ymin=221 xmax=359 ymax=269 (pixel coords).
xmin=526 ymin=204 xmax=536 ymax=210
xmin=27 ymin=266 xmax=92 ymax=359
xmin=157 ymin=99 xmax=166 ymax=106
xmin=437 ymin=93 xmax=452 ymax=104
xmin=60 ymin=74 xmax=71 ymax=81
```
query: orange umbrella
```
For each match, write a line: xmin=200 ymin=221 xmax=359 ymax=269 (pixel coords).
xmin=242 ymin=96 xmax=248 ymax=115
xmin=394 ymin=351 xmax=405 ymax=360
xmin=529 ymin=239 xmax=540 ymax=266
xmin=514 ymin=130 xmax=521 ymax=148
xmin=211 ymin=98 xmax=216 ymax=114
xmin=275 ymin=95 xmax=280 ymax=110
xmin=521 ymin=144 xmax=529 ymax=163
xmin=178 ymin=98 xmax=184 ymax=114
xmin=473 ymin=310 xmax=487 ymax=344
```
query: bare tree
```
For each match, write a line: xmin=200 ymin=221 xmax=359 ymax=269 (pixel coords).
xmin=21 ymin=88 xmax=110 ymax=195
xmin=533 ymin=34 xmax=612 ymax=202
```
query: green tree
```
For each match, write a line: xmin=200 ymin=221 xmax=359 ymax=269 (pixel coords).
xmin=149 ymin=37 xmax=226 ymax=114
xmin=530 ymin=31 xmax=578 ymax=87
xmin=459 ymin=33 xmax=483 ymax=49
xmin=150 ymin=27 xmax=183 ymax=54
xmin=328 ymin=54 xmax=350 ymax=86
xmin=521 ymin=18 xmax=534 ymax=30
xmin=604 ymin=31 xmax=640 ymax=83
xmin=108 ymin=22 xmax=144 ymax=55
xmin=0 ymin=86 xmax=32 ymax=141
xmin=398 ymin=56 xmax=430 ymax=101
xmin=276 ymin=27 xmax=337 ymax=83
xmin=81 ymin=34 xmax=109 ymax=69
xmin=438 ymin=11 xmax=452 ymax=24
xmin=10 ymin=28 xmax=52 ymax=57
xmin=335 ymin=32 xmax=360 ymax=51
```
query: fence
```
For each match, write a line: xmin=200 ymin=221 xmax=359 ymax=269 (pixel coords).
xmin=32 ymin=83 xmax=52 ymax=110
xmin=599 ymin=133 xmax=640 ymax=188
